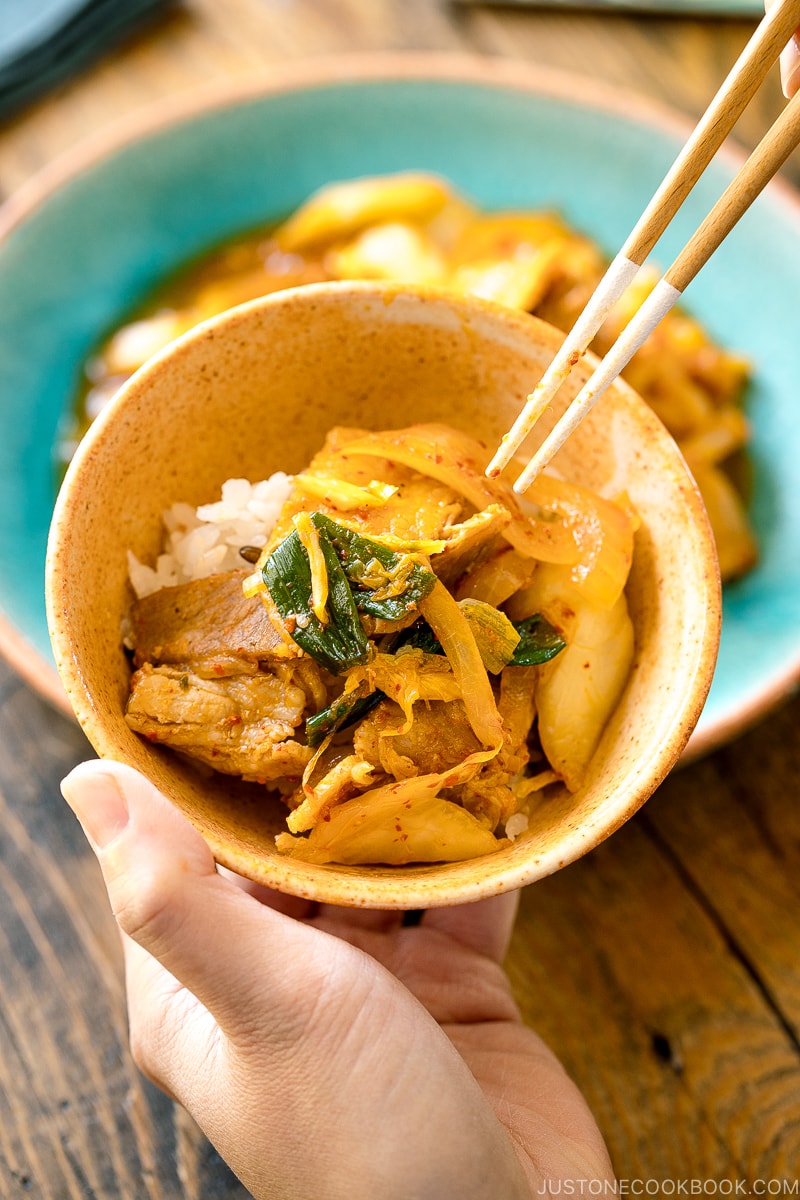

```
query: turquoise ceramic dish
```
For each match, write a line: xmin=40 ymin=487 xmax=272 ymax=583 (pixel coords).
xmin=1 ymin=57 xmax=798 ymax=753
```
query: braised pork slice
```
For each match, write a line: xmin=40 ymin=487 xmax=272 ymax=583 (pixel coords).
xmin=353 ymin=698 xmax=480 ymax=778
xmin=131 ymin=570 xmax=297 ymax=676
xmin=125 ymin=664 xmax=312 ymax=783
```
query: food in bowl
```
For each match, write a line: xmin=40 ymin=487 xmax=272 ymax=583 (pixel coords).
xmin=124 ymin=422 xmax=638 ymax=866
xmin=62 ymin=172 xmax=755 ymax=582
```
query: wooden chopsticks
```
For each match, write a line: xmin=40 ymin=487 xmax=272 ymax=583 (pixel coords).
xmin=488 ymin=0 xmax=800 ymax=492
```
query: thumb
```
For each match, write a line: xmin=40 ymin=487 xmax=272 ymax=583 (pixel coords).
xmin=60 ymin=760 xmax=337 ymax=1040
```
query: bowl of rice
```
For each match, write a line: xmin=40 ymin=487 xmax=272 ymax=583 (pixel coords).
xmin=45 ymin=281 xmax=720 ymax=908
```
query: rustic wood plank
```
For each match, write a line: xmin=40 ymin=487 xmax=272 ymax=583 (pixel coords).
xmin=0 ymin=662 xmax=248 ymax=1198
xmin=464 ymin=8 xmax=800 ymax=187
xmin=508 ymin=699 xmax=800 ymax=1181
xmin=644 ymin=695 xmax=800 ymax=1043
xmin=0 ymin=0 xmax=470 ymax=197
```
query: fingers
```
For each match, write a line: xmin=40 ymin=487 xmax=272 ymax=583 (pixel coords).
xmin=61 ymin=760 xmax=339 ymax=1040
xmin=313 ymin=893 xmax=520 ymax=946
xmin=119 ymin=927 xmax=240 ymax=1117
xmin=215 ymin=864 xmax=316 ymax=919
xmin=316 ymin=905 xmax=405 ymax=932
xmin=767 ymin=0 xmax=800 ymax=98
xmin=218 ymin=868 xmax=404 ymax=930
xmin=119 ymin=932 xmax=202 ymax=1102
xmin=423 ymin=891 xmax=520 ymax=963
xmin=781 ymin=33 xmax=800 ymax=98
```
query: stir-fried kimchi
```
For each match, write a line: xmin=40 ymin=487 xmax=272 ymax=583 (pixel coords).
xmin=124 ymin=424 xmax=638 ymax=866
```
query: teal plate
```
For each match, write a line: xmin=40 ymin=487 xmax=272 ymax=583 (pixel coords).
xmin=1 ymin=57 xmax=798 ymax=753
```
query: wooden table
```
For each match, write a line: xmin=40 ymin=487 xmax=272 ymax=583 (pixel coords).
xmin=2 ymin=1 xmax=800 ymax=1193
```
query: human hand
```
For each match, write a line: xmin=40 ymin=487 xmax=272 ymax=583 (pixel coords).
xmin=781 ymin=34 xmax=800 ymax=97
xmin=767 ymin=0 xmax=800 ymax=97
xmin=62 ymin=760 xmax=614 ymax=1200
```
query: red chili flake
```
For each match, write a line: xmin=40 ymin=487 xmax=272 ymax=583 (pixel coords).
xmin=284 ymin=615 xmax=297 ymax=633
xmin=213 ymin=663 xmax=226 ymax=676
xmin=434 ymin=454 xmax=443 ymax=464
xmin=568 ymin=350 xmax=581 ymax=366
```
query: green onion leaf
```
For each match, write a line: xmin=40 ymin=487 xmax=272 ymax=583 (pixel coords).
xmin=509 ymin=613 xmax=566 ymax=666
xmin=263 ymin=525 xmax=370 ymax=675
xmin=394 ymin=619 xmax=442 ymax=656
xmin=310 ymin=513 xmax=436 ymax=621
xmin=305 ymin=684 xmax=384 ymax=747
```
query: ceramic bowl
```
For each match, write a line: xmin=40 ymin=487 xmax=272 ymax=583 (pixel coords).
xmin=46 ymin=282 xmax=720 ymax=908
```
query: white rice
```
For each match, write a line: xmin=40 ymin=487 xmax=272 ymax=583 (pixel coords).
xmin=504 ymin=812 xmax=529 ymax=841
xmin=127 ymin=473 xmax=294 ymax=599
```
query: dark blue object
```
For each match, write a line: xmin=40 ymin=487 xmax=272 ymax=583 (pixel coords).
xmin=0 ymin=0 xmax=174 ymax=120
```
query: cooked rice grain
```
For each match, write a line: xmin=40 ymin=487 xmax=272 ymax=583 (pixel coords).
xmin=128 ymin=473 xmax=293 ymax=599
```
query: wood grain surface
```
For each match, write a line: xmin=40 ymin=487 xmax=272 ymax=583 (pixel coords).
xmin=2 ymin=0 xmax=799 ymax=1194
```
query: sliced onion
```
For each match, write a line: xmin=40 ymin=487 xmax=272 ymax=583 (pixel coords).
xmin=420 ymin=580 xmax=503 ymax=752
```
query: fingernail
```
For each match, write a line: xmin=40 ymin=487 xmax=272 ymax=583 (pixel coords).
xmin=61 ymin=765 xmax=130 ymax=850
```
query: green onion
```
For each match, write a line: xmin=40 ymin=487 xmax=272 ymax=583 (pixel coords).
xmin=310 ymin=513 xmax=436 ymax=621
xmin=262 ymin=524 xmax=370 ymax=675
xmin=394 ymin=620 xmax=441 ymax=656
xmin=398 ymin=610 xmax=565 ymax=668
xmin=510 ymin=614 xmax=566 ymax=665
xmin=305 ymin=684 xmax=383 ymax=747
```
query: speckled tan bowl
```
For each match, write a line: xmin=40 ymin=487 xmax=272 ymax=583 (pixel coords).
xmin=46 ymin=282 xmax=720 ymax=908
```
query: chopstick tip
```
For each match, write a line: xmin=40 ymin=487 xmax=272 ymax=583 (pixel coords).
xmin=484 ymin=439 xmax=510 ymax=478
xmin=513 ymin=462 xmax=539 ymax=493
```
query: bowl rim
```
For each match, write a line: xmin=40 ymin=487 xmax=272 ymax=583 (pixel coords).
xmin=46 ymin=280 xmax=722 ymax=906
xmin=4 ymin=52 xmax=799 ymax=753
